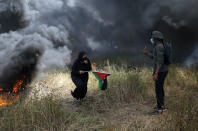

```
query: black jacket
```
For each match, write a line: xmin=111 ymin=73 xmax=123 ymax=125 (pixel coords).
xmin=71 ymin=58 xmax=92 ymax=82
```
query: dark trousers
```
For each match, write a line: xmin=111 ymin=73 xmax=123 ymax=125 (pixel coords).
xmin=72 ymin=76 xmax=88 ymax=100
xmin=155 ymin=71 xmax=168 ymax=108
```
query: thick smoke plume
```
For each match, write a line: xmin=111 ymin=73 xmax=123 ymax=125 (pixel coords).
xmin=0 ymin=0 xmax=198 ymax=89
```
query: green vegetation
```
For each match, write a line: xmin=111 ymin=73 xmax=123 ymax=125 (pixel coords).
xmin=0 ymin=63 xmax=197 ymax=131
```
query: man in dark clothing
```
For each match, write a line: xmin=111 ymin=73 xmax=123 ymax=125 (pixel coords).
xmin=143 ymin=31 xmax=169 ymax=114
xmin=71 ymin=51 xmax=92 ymax=100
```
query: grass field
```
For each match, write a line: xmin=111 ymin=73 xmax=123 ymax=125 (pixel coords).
xmin=0 ymin=62 xmax=197 ymax=131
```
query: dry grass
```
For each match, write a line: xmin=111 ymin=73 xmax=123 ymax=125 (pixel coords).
xmin=0 ymin=63 xmax=197 ymax=131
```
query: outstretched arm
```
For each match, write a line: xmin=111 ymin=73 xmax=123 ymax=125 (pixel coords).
xmin=143 ymin=47 xmax=153 ymax=59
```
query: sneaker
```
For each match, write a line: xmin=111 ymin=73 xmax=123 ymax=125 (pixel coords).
xmin=154 ymin=106 xmax=167 ymax=112
xmin=151 ymin=109 xmax=160 ymax=115
xmin=151 ymin=108 xmax=163 ymax=115
xmin=161 ymin=106 xmax=168 ymax=112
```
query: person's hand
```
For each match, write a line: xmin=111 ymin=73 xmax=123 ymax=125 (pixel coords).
xmin=143 ymin=47 xmax=149 ymax=55
xmin=153 ymin=73 xmax=158 ymax=81
xmin=79 ymin=70 xmax=85 ymax=74
xmin=84 ymin=60 xmax=88 ymax=64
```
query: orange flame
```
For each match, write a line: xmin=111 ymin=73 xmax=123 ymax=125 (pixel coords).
xmin=13 ymin=76 xmax=26 ymax=94
xmin=13 ymin=80 xmax=23 ymax=93
xmin=0 ymin=95 xmax=13 ymax=106
xmin=0 ymin=76 xmax=26 ymax=107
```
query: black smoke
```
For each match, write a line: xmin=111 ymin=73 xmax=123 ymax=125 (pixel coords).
xmin=0 ymin=46 xmax=43 ymax=92
xmin=0 ymin=0 xmax=198 ymax=65
xmin=0 ymin=0 xmax=25 ymax=33
xmin=81 ymin=0 xmax=198 ymax=62
xmin=41 ymin=0 xmax=198 ymax=62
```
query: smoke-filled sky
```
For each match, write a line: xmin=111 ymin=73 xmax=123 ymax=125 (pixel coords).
xmin=0 ymin=0 xmax=198 ymax=73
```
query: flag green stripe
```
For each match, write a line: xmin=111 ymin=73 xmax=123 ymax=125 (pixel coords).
xmin=92 ymin=72 xmax=103 ymax=89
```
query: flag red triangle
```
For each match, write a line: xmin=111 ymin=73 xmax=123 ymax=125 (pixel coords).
xmin=92 ymin=72 xmax=111 ymax=81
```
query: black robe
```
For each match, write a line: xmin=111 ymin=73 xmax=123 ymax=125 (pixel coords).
xmin=71 ymin=57 xmax=92 ymax=99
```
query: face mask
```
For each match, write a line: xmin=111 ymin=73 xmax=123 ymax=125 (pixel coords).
xmin=150 ymin=38 xmax=155 ymax=46
xmin=81 ymin=57 xmax=88 ymax=62
xmin=83 ymin=57 xmax=88 ymax=60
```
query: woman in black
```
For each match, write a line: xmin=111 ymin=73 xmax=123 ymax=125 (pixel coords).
xmin=71 ymin=51 xmax=92 ymax=100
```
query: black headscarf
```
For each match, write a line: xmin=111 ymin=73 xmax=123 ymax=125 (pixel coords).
xmin=78 ymin=51 xmax=87 ymax=61
xmin=71 ymin=51 xmax=92 ymax=79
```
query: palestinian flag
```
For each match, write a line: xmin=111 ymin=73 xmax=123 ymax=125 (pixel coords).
xmin=92 ymin=71 xmax=111 ymax=90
